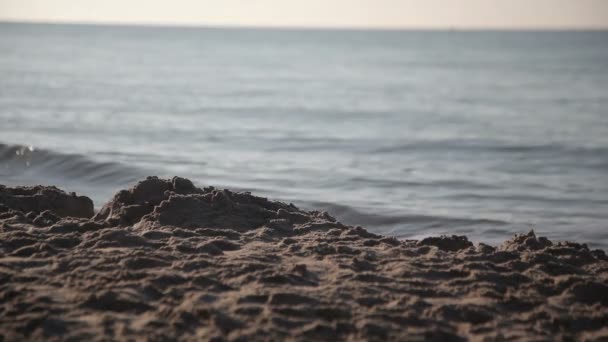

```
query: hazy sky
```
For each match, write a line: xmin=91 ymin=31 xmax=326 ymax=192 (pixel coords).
xmin=1 ymin=0 xmax=607 ymax=29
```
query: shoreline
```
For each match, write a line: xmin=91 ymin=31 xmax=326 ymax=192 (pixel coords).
xmin=1 ymin=176 xmax=607 ymax=340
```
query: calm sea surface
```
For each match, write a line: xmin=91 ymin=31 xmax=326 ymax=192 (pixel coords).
xmin=1 ymin=23 xmax=607 ymax=247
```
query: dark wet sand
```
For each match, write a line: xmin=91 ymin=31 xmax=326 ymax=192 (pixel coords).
xmin=1 ymin=177 xmax=607 ymax=341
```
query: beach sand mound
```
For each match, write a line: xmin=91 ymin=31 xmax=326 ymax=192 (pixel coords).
xmin=0 ymin=184 xmax=93 ymax=219
xmin=1 ymin=177 xmax=607 ymax=341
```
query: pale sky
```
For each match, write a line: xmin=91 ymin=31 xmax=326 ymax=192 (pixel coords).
xmin=0 ymin=0 xmax=607 ymax=29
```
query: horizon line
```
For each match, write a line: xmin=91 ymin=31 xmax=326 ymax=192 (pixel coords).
xmin=2 ymin=19 xmax=608 ymax=32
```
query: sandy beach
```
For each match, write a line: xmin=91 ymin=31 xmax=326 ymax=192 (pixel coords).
xmin=1 ymin=176 xmax=607 ymax=341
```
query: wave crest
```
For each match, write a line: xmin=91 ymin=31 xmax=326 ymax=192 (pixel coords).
xmin=0 ymin=142 xmax=144 ymax=186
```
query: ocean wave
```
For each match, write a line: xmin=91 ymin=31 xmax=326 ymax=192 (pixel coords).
xmin=371 ymin=139 xmax=608 ymax=156
xmin=443 ymin=193 xmax=608 ymax=206
xmin=306 ymin=201 xmax=509 ymax=228
xmin=347 ymin=176 xmax=501 ymax=190
xmin=0 ymin=142 xmax=144 ymax=186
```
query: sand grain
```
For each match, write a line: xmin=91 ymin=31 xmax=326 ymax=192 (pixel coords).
xmin=1 ymin=177 xmax=607 ymax=341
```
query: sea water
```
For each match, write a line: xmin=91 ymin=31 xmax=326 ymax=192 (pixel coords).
xmin=1 ymin=23 xmax=607 ymax=247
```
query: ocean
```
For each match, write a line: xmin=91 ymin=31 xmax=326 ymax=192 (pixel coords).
xmin=1 ymin=22 xmax=607 ymax=248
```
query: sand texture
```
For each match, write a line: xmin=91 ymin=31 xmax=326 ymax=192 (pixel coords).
xmin=1 ymin=177 xmax=608 ymax=341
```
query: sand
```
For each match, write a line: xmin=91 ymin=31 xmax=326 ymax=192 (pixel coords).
xmin=1 ymin=177 xmax=607 ymax=341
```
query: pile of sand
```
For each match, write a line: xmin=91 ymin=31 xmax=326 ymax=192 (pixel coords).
xmin=1 ymin=177 xmax=607 ymax=340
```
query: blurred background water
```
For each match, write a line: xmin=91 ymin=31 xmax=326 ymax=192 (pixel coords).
xmin=1 ymin=22 xmax=607 ymax=247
